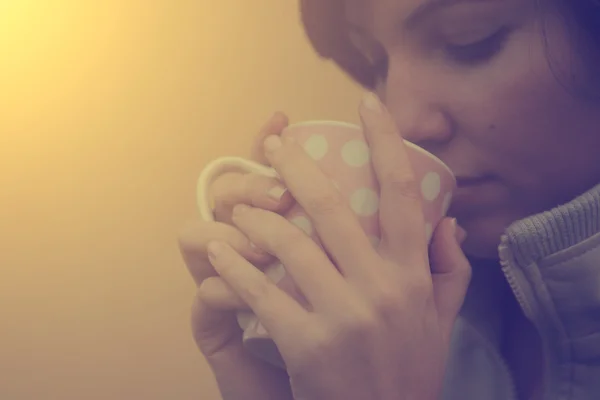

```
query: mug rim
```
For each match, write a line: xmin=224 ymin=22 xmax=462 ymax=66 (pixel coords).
xmin=285 ymin=120 xmax=455 ymax=181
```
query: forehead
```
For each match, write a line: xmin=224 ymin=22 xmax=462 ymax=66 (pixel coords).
xmin=344 ymin=0 xmax=497 ymax=29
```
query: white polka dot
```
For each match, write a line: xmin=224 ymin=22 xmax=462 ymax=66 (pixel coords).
xmin=424 ymin=223 xmax=433 ymax=243
xmin=266 ymin=262 xmax=286 ymax=283
xmin=341 ymin=140 xmax=370 ymax=167
xmin=350 ymin=188 xmax=379 ymax=216
xmin=442 ymin=192 xmax=453 ymax=215
xmin=291 ymin=216 xmax=313 ymax=235
xmin=368 ymin=235 xmax=380 ymax=248
xmin=421 ymin=172 xmax=441 ymax=202
xmin=303 ymin=135 xmax=329 ymax=160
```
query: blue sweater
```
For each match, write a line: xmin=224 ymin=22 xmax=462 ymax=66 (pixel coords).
xmin=441 ymin=184 xmax=600 ymax=400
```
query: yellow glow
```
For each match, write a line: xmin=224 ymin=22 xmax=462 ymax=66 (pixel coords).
xmin=0 ymin=1 xmax=362 ymax=399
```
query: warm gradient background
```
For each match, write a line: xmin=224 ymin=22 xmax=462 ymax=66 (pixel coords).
xmin=0 ymin=1 xmax=362 ymax=399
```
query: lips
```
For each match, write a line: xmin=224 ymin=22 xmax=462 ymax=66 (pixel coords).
xmin=455 ymin=175 xmax=494 ymax=187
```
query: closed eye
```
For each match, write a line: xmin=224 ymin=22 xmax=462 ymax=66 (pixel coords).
xmin=445 ymin=27 xmax=511 ymax=65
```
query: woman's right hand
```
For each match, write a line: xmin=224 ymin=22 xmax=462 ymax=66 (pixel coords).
xmin=178 ymin=112 xmax=296 ymax=400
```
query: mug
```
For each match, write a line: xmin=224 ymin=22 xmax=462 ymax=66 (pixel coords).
xmin=197 ymin=120 xmax=456 ymax=368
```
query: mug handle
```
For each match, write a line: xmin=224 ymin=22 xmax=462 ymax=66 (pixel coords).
xmin=197 ymin=156 xmax=280 ymax=222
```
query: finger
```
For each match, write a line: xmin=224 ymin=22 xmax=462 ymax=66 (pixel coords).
xmin=261 ymin=134 xmax=379 ymax=281
xmin=211 ymin=171 xmax=294 ymax=224
xmin=250 ymin=112 xmax=289 ymax=164
xmin=230 ymin=204 xmax=351 ymax=310
xmin=178 ymin=220 xmax=275 ymax=286
xmin=359 ymin=92 xmax=427 ymax=264
xmin=198 ymin=277 xmax=251 ymax=311
xmin=429 ymin=218 xmax=472 ymax=341
xmin=190 ymin=292 xmax=294 ymax=400
xmin=191 ymin=291 xmax=244 ymax=357
xmin=206 ymin=240 xmax=311 ymax=338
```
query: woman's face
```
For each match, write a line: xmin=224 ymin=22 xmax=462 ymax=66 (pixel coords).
xmin=344 ymin=0 xmax=600 ymax=257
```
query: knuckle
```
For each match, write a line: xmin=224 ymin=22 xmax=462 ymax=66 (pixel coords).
xmin=242 ymin=173 xmax=268 ymax=198
xmin=339 ymin=301 xmax=378 ymax=333
xmin=177 ymin=220 xmax=209 ymax=254
xmin=289 ymin=327 xmax=334 ymax=370
xmin=404 ymin=273 xmax=434 ymax=302
xmin=198 ymin=277 xmax=246 ymax=309
xmin=177 ymin=220 xmax=234 ymax=255
xmin=212 ymin=172 xmax=287 ymax=221
xmin=304 ymin=192 xmax=345 ymax=216
xmin=268 ymin=227 xmax=306 ymax=255
xmin=211 ymin=172 xmax=245 ymax=206
xmin=381 ymin=170 xmax=421 ymax=201
xmin=191 ymin=290 xmax=204 ymax=318
xmin=370 ymin=281 xmax=404 ymax=316
xmin=244 ymin=272 xmax=274 ymax=303
xmin=178 ymin=220 xmax=246 ymax=283
xmin=245 ymin=174 xmax=286 ymax=206
xmin=378 ymin=124 xmax=398 ymax=137
xmin=190 ymin=293 xmax=229 ymax=357
xmin=366 ymin=271 xmax=431 ymax=319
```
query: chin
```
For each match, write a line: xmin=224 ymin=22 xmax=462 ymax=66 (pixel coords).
xmin=455 ymin=214 xmax=514 ymax=260
xmin=461 ymin=236 xmax=502 ymax=259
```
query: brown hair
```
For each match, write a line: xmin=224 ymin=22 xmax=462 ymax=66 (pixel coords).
xmin=300 ymin=0 xmax=376 ymax=87
xmin=552 ymin=0 xmax=600 ymax=99
xmin=299 ymin=0 xmax=600 ymax=97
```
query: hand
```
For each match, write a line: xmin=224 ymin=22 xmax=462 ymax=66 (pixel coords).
xmin=204 ymin=93 xmax=472 ymax=400
xmin=178 ymin=112 xmax=296 ymax=400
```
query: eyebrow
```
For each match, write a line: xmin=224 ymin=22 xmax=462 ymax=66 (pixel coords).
xmin=405 ymin=0 xmax=495 ymax=29
xmin=345 ymin=0 xmax=497 ymax=36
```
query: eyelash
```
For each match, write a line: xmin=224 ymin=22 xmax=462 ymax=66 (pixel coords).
xmin=445 ymin=27 xmax=511 ymax=65
xmin=358 ymin=26 xmax=511 ymax=84
xmin=371 ymin=56 xmax=389 ymax=81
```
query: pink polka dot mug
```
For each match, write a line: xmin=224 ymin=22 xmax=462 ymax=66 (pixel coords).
xmin=197 ymin=120 xmax=456 ymax=369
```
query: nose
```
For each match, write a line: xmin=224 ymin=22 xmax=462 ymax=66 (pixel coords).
xmin=381 ymin=58 xmax=454 ymax=150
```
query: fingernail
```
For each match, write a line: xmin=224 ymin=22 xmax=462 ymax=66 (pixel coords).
xmin=267 ymin=185 xmax=287 ymax=201
xmin=207 ymin=241 xmax=224 ymax=261
xmin=249 ymin=241 xmax=266 ymax=255
xmin=255 ymin=322 xmax=268 ymax=335
xmin=264 ymin=135 xmax=282 ymax=152
xmin=362 ymin=92 xmax=382 ymax=113
xmin=233 ymin=203 xmax=251 ymax=216
xmin=452 ymin=219 xmax=468 ymax=244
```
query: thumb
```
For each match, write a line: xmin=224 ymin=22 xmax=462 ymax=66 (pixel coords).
xmin=250 ymin=112 xmax=289 ymax=164
xmin=191 ymin=290 xmax=245 ymax=359
xmin=191 ymin=293 xmax=294 ymax=399
xmin=429 ymin=218 xmax=472 ymax=340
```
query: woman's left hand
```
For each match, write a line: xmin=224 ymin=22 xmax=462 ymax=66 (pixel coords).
xmin=204 ymin=93 xmax=471 ymax=400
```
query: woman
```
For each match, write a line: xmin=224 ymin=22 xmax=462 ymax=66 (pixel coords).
xmin=178 ymin=1 xmax=600 ymax=399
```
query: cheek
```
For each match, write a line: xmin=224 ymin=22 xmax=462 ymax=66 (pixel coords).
xmin=451 ymin=31 xmax=580 ymax=177
xmin=453 ymin=34 xmax=600 ymax=216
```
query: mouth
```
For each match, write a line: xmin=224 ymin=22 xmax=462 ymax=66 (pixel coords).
xmin=455 ymin=175 xmax=495 ymax=188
